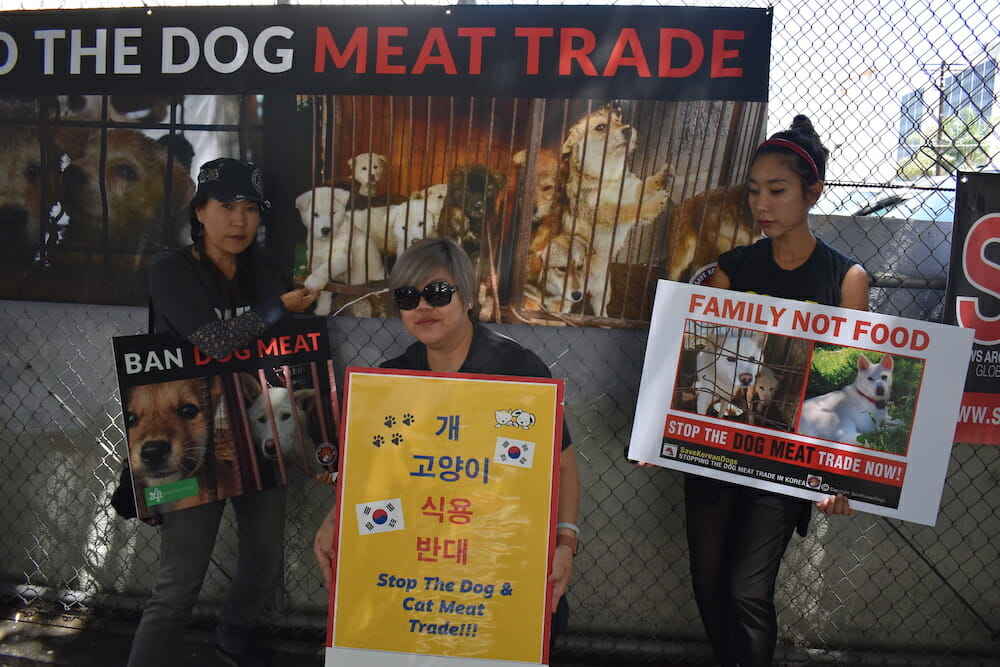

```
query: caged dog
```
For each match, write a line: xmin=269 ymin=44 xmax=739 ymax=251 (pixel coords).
xmin=747 ymin=366 xmax=790 ymax=430
xmin=525 ymin=230 xmax=590 ymax=313
xmin=512 ymin=148 xmax=566 ymax=225
xmin=123 ymin=377 xmax=240 ymax=511
xmin=514 ymin=147 xmax=590 ymax=314
xmin=241 ymin=374 xmax=318 ymax=466
xmin=388 ymin=183 xmax=448 ymax=254
xmin=0 ymin=119 xmax=61 ymax=254
xmin=60 ymin=129 xmax=195 ymax=253
xmin=336 ymin=152 xmax=405 ymax=210
xmin=798 ymin=354 xmax=902 ymax=445
xmin=666 ymin=184 xmax=758 ymax=283
xmin=693 ymin=328 xmax=764 ymax=417
xmin=437 ymin=164 xmax=506 ymax=264
xmin=560 ymin=103 xmax=672 ymax=316
xmin=295 ymin=186 xmax=386 ymax=316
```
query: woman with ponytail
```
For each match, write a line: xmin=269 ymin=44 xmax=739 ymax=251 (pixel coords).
xmin=687 ymin=116 xmax=869 ymax=666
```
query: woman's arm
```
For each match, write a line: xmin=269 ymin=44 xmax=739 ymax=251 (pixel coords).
xmin=188 ymin=289 xmax=318 ymax=359
xmin=150 ymin=251 xmax=317 ymax=359
xmin=839 ymin=263 xmax=870 ymax=311
xmin=314 ymin=504 xmax=338 ymax=589
xmin=705 ymin=266 xmax=731 ymax=290
xmin=549 ymin=445 xmax=580 ymax=612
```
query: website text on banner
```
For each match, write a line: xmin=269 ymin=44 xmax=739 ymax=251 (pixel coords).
xmin=944 ymin=171 xmax=1000 ymax=445
xmin=328 ymin=368 xmax=563 ymax=667
xmin=628 ymin=281 xmax=974 ymax=526
xmin=112 ymin=318 xmax=339 ymax=519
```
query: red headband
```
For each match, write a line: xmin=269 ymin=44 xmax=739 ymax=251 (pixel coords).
xmin=758 ymin=138 xmax=821 ymax=181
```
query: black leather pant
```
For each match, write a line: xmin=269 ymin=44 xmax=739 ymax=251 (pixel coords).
xmin=684 ymin=474 xmax=807 ymax=667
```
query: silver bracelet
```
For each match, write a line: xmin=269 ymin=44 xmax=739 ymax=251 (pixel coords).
xmin=556 ymin=522 xmax=580 ymax=536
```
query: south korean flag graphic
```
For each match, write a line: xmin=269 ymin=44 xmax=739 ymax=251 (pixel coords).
xmin=494 ymin=436 xmax=534 ymax=468
xmin=356 ymin=498 xmax=405 ymax=535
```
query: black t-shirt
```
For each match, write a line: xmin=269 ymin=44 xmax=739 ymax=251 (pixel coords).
xmin=718 ymin=237 xmax=858 ymax=307
xmin=149 ymin=245 xmax=288 ymax=339
xmin=381 ymin=323 xmax=573 ymax=449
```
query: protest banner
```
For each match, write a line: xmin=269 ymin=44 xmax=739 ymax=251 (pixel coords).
xmin=0 ymin=5 xmax=772 ymax=328
xmin=112 ymin=318 xmax=338 ymax=519
xmin=943 ymin=170 xmax=1000 ymax=445
xmin=327 ymin=368 xmax=563 ymax=666
xmin=628 ymin=281 xmax=974 ymax=526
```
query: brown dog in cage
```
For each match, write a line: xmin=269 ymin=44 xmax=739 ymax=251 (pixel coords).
xmin=560 ymin=104 xmax=671 ymax=317
xmin=526 ymin=230 xmax=591 ymax=313
xmin=513 ymin=147 xmax=567 ymax=226
xmin=438 ymin=164 xmax=506 ymax=264
xmin=513 ymin=147 xmax=588 ymax=314
xmin=60 ymin=129 xmax=195 ymax=253
xmin=0 ymin=98 xmax=62 ymax=255
xmin=124 ymin=376 xmax=240 ymax=513
xmin=666 ymin=184 xmax=758 ymax=283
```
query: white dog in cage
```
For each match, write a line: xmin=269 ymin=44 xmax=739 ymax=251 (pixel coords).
xmin=346 ymin=152 xmax=387 ymax=207
xmin=295 ymin=186 xmax=387 ymax=316
xmin=247 ymin=386 xmax=316 ymax=465
xmin=388 ymin=183 xmax=448 ymax=254
xmin=693 ymin=328 xmax=764 ymax=417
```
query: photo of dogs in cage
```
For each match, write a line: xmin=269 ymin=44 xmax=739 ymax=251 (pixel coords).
xmin=120 ymin=363 xmax=338 ymax=520
xmin=0 ymin=93 xmax=250 ymax=304
xmin=672 ymin=321 xmax=811 ymax=432
xmin=797 ymin=343 xmax=921 ymax=455
xmin=289 ymin=95 xmax=766 ymax=325
xmin=1 ymin=93 xmax=764 ymax=325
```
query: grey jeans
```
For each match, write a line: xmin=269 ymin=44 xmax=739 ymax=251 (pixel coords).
xmin=127 ymin=485 xmax=287 ymax=666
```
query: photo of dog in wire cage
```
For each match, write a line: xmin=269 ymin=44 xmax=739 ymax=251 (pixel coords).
xmin=119 ymin=362 xmax=339 ymax=520
xmin=672 ymin=321 xmax=812 ymax=432
xmin=289 ymin=95 xmax=766 ymax=327
xmin=1 ymin=92 xmax=765 ymax=327
xmin=0 ymin=93 xmax=255 ymax=304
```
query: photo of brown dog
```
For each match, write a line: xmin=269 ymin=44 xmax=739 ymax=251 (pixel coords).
xmin=560 ymin=103 xmax=672 ymax=316
xmin=0 ymin=97 xmax=61 ymax=256
xmin=124 ymin=376 xmax=240 ymax=513
xmin=666 ymin=184 xmax=758 ymax=282
xmin=438 ymin=164 xmax=506 ymax=264
xmin=60 ymin=129 xmax=195 ymax=253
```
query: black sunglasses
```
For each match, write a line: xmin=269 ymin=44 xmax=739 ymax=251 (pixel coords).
xmin=394 ymin=281 xmax=459 ymax=310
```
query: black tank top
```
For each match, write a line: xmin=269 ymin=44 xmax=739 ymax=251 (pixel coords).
xmin=717 ymin=237 xmax=857 ymax=307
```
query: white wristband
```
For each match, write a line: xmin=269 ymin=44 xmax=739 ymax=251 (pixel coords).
xmin=556 ymin=522 xmax=580 ymax=536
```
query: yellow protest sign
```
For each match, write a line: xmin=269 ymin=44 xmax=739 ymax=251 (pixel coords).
xmin=326 ymin=368 xmax=563 ymax=666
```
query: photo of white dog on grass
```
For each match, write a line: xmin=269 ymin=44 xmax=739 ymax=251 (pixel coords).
xmin=797 ymin=345 xmax=921 ymax=453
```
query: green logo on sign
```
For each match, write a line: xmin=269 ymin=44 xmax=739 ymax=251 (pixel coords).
xmin=144 ymin=478 xmax=199 ymax=506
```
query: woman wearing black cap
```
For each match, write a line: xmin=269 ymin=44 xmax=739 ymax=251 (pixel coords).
xmin=127 ymin=157 xmax=318 ymax=667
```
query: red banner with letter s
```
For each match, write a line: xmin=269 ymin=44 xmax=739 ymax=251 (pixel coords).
xmin=943 ymin=171 xmax=1000 ymax=445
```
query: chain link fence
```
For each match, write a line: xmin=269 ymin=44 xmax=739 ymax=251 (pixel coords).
xmin=2 ymin=0 xmax=999 ymax=665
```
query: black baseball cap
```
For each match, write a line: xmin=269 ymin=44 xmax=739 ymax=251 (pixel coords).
xmin=196 ymin=157 xmax=271 ymax=209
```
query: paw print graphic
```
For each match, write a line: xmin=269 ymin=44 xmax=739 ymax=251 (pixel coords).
xmin=402 ymin=413 xmax=415 ymax=426
xmin=384 ymin=415 xmax=396 ymax=428
xmin=372 ymin=434 xmax=384 ymax=448
xmin=391 ymin=433 xmax=404 ymax=446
